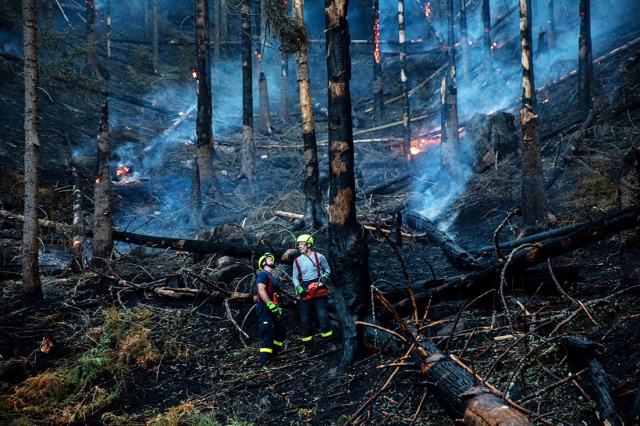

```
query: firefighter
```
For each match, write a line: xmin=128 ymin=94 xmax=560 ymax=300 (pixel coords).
xmin=256 ymin=252 xmax=287 ymax=369
xmin=292 ymin=234 xmax=334 ymax=353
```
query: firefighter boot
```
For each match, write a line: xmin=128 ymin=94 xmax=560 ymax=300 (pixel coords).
xmin=259 ymin=352 xmax=273 ymax=368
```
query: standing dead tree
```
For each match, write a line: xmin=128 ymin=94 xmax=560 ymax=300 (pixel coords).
xmin=397 ymin=0 xmax=411 ymax=163
xmin=93 ymin=101 xmax=113 ymax=267
xmin=578 ymin=0 xmax=593 ymax=112
xmin=239 ymin=0 xmax=256 ymax=183
xmin=372 ymin=0 xmax=385 ymax=122
xmin=325 ymin=0 xmax=372 ymax=367
xmin=519 ymin=0 xmax=547 ymax=231
xmin=22 ymin=0 xmax=44 ymax=302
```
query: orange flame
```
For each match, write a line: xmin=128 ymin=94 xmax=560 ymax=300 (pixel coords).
xmin=424 ymin=3 xmax=431 ymax=18
xmin=410 ymin=135 xmax=441 ymax=155
xmin=373 ymin=19 xmax=381 ymax=64
xmin=116 ymin=165 xmax=130 ymax=177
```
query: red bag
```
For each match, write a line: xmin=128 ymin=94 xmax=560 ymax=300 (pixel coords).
xmin=302 ymin=282 xmax=328 ymax=300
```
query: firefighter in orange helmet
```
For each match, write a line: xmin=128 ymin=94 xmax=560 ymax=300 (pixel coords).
xmin=256 ymin=253 xmax=287 ymax=369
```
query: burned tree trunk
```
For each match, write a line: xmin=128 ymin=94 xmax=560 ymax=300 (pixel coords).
xmin=440 ymin=0 xmax=462 ymax=186
xmin=22 ymin=0 xmax=43 ymax=302
xmin=239 ymin=0 xmax=256 ymax=182
xmin=406 ymin=211 xmax=480 ymax=269
xmin=619 ymin=146 xmax=640 ymax=243
xmin=519 ymin=0 xmax=547 ymax=231
xmin=412 ymin=340 xmax=535 ymax=425
xmin=459 ymin=0 xmax=470 ymax=77
xmin=85 ymin=0 xmax=103 ymax=79
xmin=152 ymin=0 xmax=158 ymax=72
xmin=293 ymin=0 xmax=325 ymax=230
xmin=564 ymin=337 xmax=623 ymax=426
xmin=372 ymin=0 xmax=384 ymax=122
xmin=189 ymin=161 xmax=204 ymax=228
xmin=280 ymin=52 xmax=290 ymax=124
xmin=258 ymin=71 xmax=273 ymax=134
xmin=578 ymin=0 xmax=593 ymax=112
xmin=547 ymin=0 xmax=556 ymax=50
xmin=482 ymin=0 xmax=492 ymax=70
xmin=195 ymin=0 xmax=221 ymax=198
xmin=325 ymin=0 xmax=372 ymax=367
xmin=46 ymin=0 xmax=54 ymax=31
xmin=397 ymin=0 xmax=411 ymax=163
xmin=213 ymin=0 xmax=221 ymax=69
xmin=106 ymin=0 xmax=111 ymax=57
xmin=93 ymin=101 xmax=113 ymax=266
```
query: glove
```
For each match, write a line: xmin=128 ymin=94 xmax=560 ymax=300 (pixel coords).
xmin=320 ymin=273 xmax=329 ymax=286
xmin=297 ymin=286 xmax=308 ymax=298
xmin=267 ymin=301 xmax=282 ymax=320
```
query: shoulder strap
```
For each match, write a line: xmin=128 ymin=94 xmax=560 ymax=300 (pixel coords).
xmin=294 ymin=258 xmax=302 ymax=281
xmin=313 ymin=252 xmax=321 ymax=278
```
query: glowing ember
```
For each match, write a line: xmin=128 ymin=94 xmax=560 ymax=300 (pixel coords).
xmin=192 ymin=70 xmax=197 ymax=79
xmin=424 ymin=3 xmax=431 ymax=18
xmin=410 ymin=135 xmax=441 ymax=155
xmin=373 ymin=19 xmax=381 ymax=64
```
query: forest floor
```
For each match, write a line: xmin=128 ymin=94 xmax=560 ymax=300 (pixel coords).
xmin=2 ymin=11 xmax=640 ymax=426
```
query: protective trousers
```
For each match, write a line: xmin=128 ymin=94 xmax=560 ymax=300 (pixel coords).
xmin=257 ymin=304 xmax=287 ymax=366
xmin=299 ymin=296 xmax=333 ymax=347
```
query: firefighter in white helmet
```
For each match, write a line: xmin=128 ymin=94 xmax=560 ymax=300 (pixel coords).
xmin=292 ymin=234 xmax=334 ymax=353
xmin=256 ymin=252 xmax=287 ymax=369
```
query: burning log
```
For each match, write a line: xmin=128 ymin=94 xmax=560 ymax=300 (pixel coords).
xmin=406 ymin=211 xmax=481 ymax=270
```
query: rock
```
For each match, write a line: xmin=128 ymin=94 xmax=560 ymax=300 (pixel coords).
xmin=464 ymin=112 xmax=519 ymax=173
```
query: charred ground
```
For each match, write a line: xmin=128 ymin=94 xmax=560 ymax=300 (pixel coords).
xmin=2 ymin=0 xmax=640 ymax=425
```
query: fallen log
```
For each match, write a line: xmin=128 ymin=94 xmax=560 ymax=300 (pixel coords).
xmin=154 ymin=287 xmax=252 ymax=301
xmin=406 ymin=211 xmax=481 ymax=270
xmin=0 ymin=209 xmax=296 ymax=264
xmin=563 ymin=337 xmax=623 ymax=426
xmin=391 ymin=204 xmax=640 ymax=316
xmin=412 ymin=339 xmax=536 ymax=425
xmin=474 ymin=219 xmax=589 ymax=257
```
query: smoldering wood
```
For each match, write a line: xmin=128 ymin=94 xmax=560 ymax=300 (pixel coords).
xmin=102 ymin=90 xmax=177 ymax=114
xmin=406 ymin=211 xmax=481 ymax=270
xmin=563 ymin=337 xmax=623 ymax=426
xmin=390 ymin=204 xmax=640 ymax=316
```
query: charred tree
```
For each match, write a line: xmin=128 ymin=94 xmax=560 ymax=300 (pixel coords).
xmin=459 ymin=0 xmax=470 ymax=77
xmin=93 ymin=101 xmax=113 ymax=266
xmin=547 ymin=0 xmax=556 ymax=50
xmin=578 ymin=0 xmax=593 ymax=112
xmin=372 ymin=0 xmax=385 ymax=122
xmin=325 ymin=0 xmax=372 ymax=367
xmin=85 ymin=0 xmax=103 ymax=80
xmin=440 ymin=0 xmax=462 ymax=186
xmin=411 ymin=340 xmax=536 ymax=425
xmin=293 ymin=0 xmax=326 ymax=230
xmin=45 ymin=0 xmax=53 ymax=31
xmin=239 ymin=0 xmax=256 ymax=182
xmin=195 ymin=0 xmax=222 ymax=198
xmin=255 ymin=0 xmax=273 ymax=135
xmin=189 ymin=162 xmax=204 ymax=228
xmin=213 ymin=0 xmax=221 ymax=68
xmin=619 ymin=146 xmax=640 ymax=243
xmin=106 ymin=0 xmax=111 ymax=57
xmin=519 ymin=0 xmax=547 ymax=231
xmin=152 ymin=0 xmax=158 ymax=72
xmin=481 ymin=0 xmax=492 ymax=70
xmin=22 ymin=0 xmax=43 ymax=302
xmin=398 ymin=0 xmax=411 ymax=163
xmin=280 ymin=52 xmax=291 ymax=124
xmin=258 ymin=70 xmax=273 ymax=134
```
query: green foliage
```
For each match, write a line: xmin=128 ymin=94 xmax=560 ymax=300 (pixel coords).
xmin=0 ymin=307 xmax=158 ymax=423
xmin=569 ymin=170 xmax=618 ymax=209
